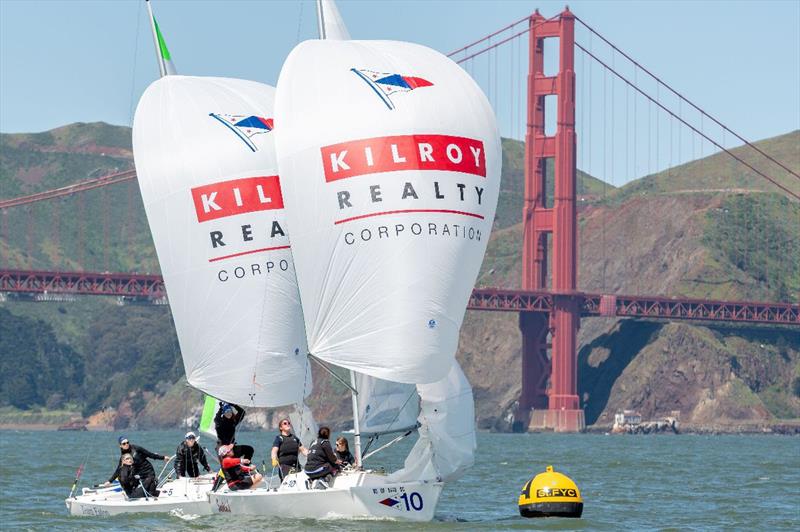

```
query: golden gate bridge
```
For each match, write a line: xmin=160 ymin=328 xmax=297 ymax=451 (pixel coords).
xmin=1 ymin=8 xmax=798 ymax=432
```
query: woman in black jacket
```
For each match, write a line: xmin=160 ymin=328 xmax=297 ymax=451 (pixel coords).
xmin=304 ymin=426 xmax=341 ymax=481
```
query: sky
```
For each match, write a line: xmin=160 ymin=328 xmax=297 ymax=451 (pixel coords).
xmin=1 ymin=0 xmax=798 ymax=184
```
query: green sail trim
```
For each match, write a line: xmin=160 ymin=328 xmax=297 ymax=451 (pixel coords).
xmin=199 ymin=394 xmax=218 ymax=437
xmin=153 ymin=19 xmax=172 ymax=61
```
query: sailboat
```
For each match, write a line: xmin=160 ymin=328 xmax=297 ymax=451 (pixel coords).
xmin=208 ymin=0 xmax=499 ymax=521
xmin=67 ymin=0 xmax=316 ymax=516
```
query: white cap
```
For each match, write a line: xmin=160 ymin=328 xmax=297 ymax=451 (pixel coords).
xmin=185 ymin=431 xmax=197 ymax=439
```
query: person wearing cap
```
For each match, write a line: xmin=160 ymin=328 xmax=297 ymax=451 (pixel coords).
xmin=175 ymin=432 xmax=211 ymax=479
xmin=219 ymin=444 xmax=262 ymax=490
xmin=214 ymin=403 xmax=246 ymax=447
xmin=104 ymin=436 xmax=170 ymax=497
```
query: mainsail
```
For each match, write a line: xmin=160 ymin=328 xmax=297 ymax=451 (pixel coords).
xmin=145 ymin=0 xmax=176 ymax=76
xmin=355 ymin=373 xmax=419 ymax=437
xmin=317 ymin=0 xmax=350 ymax=40
xmin=273 ymin=39 xmax=501 ymax=385
xmin=133 ymin=8 xmax=312 ymax=409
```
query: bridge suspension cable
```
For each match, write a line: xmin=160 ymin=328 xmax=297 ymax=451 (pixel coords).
xmin=573 ymin=14 xmax=800 ymax=182
xmin=575 ymin=42 xmax=800 ymax=201
xmin=0 ymin=169 xmax=137 ymax=209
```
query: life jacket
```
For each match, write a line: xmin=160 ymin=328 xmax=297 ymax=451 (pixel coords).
xmin=276 ymin=434 xmax=301 ymax=466
xmin=221 ymin=456 xmax=248 ymax=487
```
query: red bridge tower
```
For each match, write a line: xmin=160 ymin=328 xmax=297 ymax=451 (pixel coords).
xmin=518 ymin=8 xmax=585 ymax=432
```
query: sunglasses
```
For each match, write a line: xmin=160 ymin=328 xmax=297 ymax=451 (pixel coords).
xmin=281 ymin=421 xmax=291 ymax=426
xmin=119 ymin=441 xmax=129 ymax=446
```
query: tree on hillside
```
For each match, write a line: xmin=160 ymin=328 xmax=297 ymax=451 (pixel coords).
xmin=0 ymin=308 xmax=84 ymax=408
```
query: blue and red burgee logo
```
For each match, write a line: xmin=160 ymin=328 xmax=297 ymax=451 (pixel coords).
xmin=351 ymin=68 xmax=433 ymax=110
xmin=379 ymin=497 xmax=400 ymax=507
xmin=209 ymin=113 xmax=274 ymax=152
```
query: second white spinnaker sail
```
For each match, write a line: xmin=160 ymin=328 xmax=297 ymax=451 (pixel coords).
xmin=133 ymin=75 xmax=312 ymax=408
xmin=274 ymin=39 xmax=501 ymax=385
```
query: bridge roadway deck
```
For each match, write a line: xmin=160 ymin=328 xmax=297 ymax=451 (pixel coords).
xmin=2 ymin=269 xmax=797 ymax=325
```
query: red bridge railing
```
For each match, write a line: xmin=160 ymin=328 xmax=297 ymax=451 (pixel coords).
xmin=2 ymin=269 xmax=796 ymax=325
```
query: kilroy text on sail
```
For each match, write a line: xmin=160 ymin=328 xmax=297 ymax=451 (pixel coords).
xmin=190 ymin=176 xmax=290 ymax=270
xmin=320 ymin=134 xmax=490 ymax=229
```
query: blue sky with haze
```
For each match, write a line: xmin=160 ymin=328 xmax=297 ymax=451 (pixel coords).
xmin=1 ymin=0 xmax=798 ymax=184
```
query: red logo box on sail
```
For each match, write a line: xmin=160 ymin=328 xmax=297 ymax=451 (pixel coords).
xmin=192 ymin=175 xmax=283 ymax=222
xmin=321 ymin=134 xmax=486 ymax=182
xmin=191 ymin=176 xmax=284 ymax=222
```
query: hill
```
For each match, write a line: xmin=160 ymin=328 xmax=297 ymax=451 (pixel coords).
xmin=1 ymin=123 xmax=798 ymax=432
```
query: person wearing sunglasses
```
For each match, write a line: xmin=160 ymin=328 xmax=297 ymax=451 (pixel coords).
xmin=270 ymin=418 xmax=308 ymax=480
xmin=104 ymin=436 xmax=170 ymax=498
xmin=175 ymin=431 xmax=212 ymax=479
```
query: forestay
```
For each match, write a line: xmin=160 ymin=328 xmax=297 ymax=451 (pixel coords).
xmin=133 ymin=76 xmax=311 ymax=407
xmin=274 ymin=40 xmax=501 ymax=384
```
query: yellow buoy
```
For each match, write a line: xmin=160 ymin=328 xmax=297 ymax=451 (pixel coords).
xmin=518 ymin=465 xmax=583 ymax=518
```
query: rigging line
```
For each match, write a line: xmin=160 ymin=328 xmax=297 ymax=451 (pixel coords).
xmin=573 ymin=14 xmax=799 ymax=181
xmin=296 ymin=0 xmax=304 ymax=44
xmin=128 ymin=2 xmax=142 ymax=127
xmin=128 ymin=1 xmax=142 ymax=127
xmin=577 ymin=43 xmax=800 ymax=202
xmin=307 ymin=354 xmax=357 ymax=394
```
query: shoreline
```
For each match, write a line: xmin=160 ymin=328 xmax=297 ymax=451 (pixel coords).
xmin=3 ymin=422 xmax=799 ymax=434
xmin=585 ymin=422 xmax=800 ymax=436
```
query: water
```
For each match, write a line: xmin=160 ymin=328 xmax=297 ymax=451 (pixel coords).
xmin=1 ymin=430 xmax=798 ymax=531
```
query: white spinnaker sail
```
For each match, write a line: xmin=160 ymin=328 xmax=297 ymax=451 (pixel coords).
xmin=388 ymin=360 xmax=475 ymax=483
xmin=274 ymin=40 xmax=501 ymax=384
xmin=133 ymin=76 xmax=311 ymax=407
xmin=355 ymin=373 xmax=419 ymax=436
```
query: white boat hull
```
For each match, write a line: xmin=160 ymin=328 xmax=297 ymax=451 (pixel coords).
xmin=209 ymin=470 xmax=443 ymax=522
xmin=65 ymin=475 xmax=216 ymax=517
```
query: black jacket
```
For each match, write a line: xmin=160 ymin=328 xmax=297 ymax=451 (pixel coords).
xmin=335 ymin=449 xmax=354 ymax=466
xmin=118 ymin=464 xmax=138 ymax=497
xmin=108 ymin=444 xmax=165 ymax=483
xmin=175 ymin=441 xmax=210 ymax=477
xmin=305 ymin=438 xmax=338 ymax=472
xmin=214 ymin=405 xmax=246 ymax=445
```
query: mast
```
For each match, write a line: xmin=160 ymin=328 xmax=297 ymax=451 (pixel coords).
xmin=145 ymin=0 xmax=166 ymax=77
xmin=349 ymin=371 xmax=362 ymax=467
xmin=316 ymin=0 xmax=326 ymax=39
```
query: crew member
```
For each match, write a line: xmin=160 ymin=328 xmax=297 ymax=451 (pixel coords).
xmin=105 ymin=436 xmax=169 ymax=497
xmin=271 ymin=418 xmax=308 ymax=480
xmin=175 ymin=431 xmax=211 ymax=478
xmin=214 ymin=403 xmax=253 ymax=459
xmin=117 ymin=453 xmax=144 ymax=499
xmin=304 ymin=426 xmax=341 ymax=483
xmin=335 ymin=436 xmax=355 ymax=467
xmin=219 ymin=444 xmax=262 ymax=490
